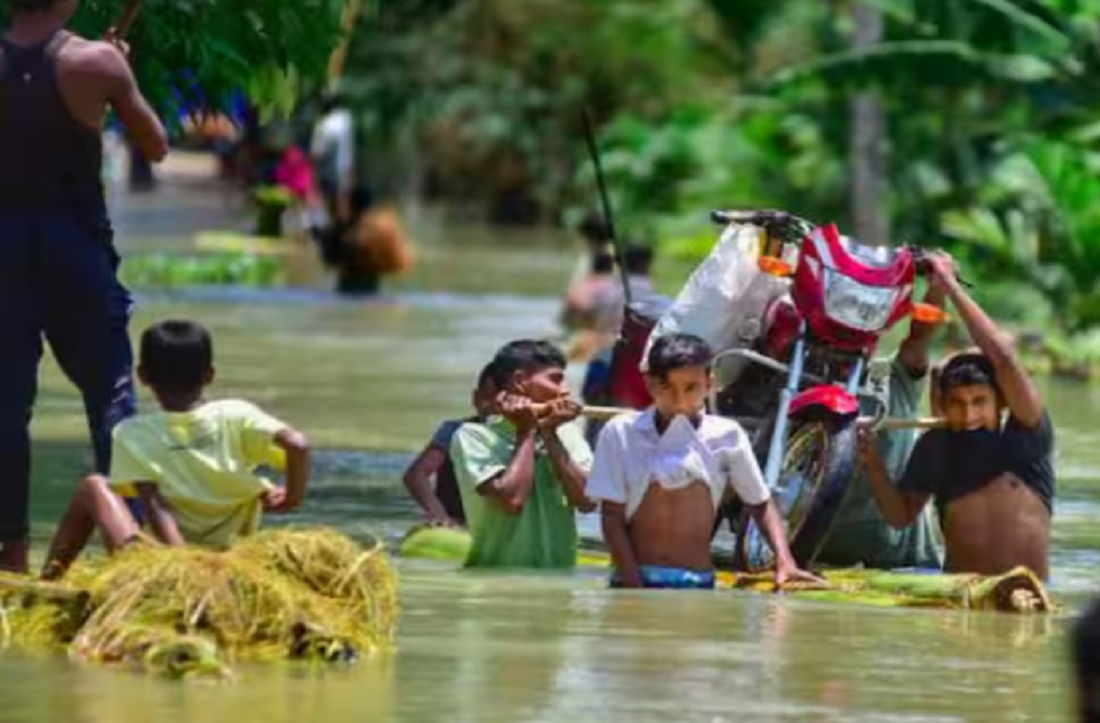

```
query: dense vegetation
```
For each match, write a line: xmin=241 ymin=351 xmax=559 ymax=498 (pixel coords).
xmin=341 ymin=0 xmax=1100 ymax=355
xmin=5 ymin=0 xmax=1098 ymax=357
xmin=2 ymin=0 xmax=348 ymax=118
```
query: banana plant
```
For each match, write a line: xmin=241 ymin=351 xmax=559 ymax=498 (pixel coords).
xmin=941 ymin=138 xmax=1100 ymax=331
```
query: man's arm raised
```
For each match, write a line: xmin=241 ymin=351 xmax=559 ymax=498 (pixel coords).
xmin=929 ymin=254 xmax=1044 ymax=429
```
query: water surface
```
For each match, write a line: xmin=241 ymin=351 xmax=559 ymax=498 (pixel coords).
xmin=12 ymin=165 xmax=1097 ymax=722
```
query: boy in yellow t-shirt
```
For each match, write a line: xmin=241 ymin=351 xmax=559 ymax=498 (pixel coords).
xmin=41 ymin=320 xmax=311 ymax=580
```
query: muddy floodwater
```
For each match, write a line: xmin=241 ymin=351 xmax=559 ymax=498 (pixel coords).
xmin=9 ymin=163 xmax=1098 ymax=722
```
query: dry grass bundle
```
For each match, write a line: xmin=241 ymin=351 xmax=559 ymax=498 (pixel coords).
xmin=0 ymin=528 xmax=398 ymax=679
xmin=232 ymin=527 xmax=399 ymax=650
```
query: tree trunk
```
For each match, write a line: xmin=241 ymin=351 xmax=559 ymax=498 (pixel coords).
xmin=849 ymin=3 xmax=888 ymax=245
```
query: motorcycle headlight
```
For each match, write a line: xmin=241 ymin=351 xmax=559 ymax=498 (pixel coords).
xmin=823 ymin=269 xmax=898 ymax=331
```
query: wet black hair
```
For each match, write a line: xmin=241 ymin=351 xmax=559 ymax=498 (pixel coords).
xmin=938 ymin=352 xmax=1001 ymax=397
xmin=624 ymin=243 xmax=653 ymax=276
xmin=1073 ymin=596 xmax=1100 ymax=722
xmin=490 ymin=339 xmax=566 ymax=388
xmin=646 ymin=333 xmax=712 ymax=381
xmin=319 ymin=90 xmax=347 ymax=114
xmin=591 ymin=250 xmax=616 ymax=275
xmin=139 ymin=320 xmax=213 ymax=393
xmin=350 ymin=184 xmax=374 ymax=216
xmin=476 ymin=360 xmax=498 ymax=390
xmin=578 ymin=212 xmax=610 ymax=246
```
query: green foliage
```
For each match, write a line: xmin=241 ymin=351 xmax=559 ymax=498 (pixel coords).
xmin=337 ymin=0 xmax=1100 ymax=342
xmin=2 ymin=0 xmax=348 ymax=118
xmin=120 ymin=252 xmax=284 ymax=288
xmin=345 ymin=0 xmax=718 ymax=218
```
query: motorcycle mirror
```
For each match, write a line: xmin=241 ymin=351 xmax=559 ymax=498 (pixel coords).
xmin=911 ymin=303 xmax=949 ymax=325
xmin=758 ymin=256 xmax=794 ymax=278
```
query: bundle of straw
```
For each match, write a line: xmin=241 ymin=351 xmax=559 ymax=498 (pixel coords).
xmin=0 ymin=528 xmax=398 ymax=679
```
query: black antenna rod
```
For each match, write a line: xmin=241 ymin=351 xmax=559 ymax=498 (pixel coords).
xmin=582 ymin=109 xmax=633 ymax=307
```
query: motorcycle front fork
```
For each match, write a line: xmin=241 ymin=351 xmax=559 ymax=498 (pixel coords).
xmin=761 ymin=324 xmax=806 ymax=489
xmin=759 ymin=324 xmax=865 ymax=489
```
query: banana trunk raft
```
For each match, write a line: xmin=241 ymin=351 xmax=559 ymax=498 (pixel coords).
xmin=400 ymin=526 xmax=1053 ymax=614
xmin=0 ymin=528 xmax=398 ymax=680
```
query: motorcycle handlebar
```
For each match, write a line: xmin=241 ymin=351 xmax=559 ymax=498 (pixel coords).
xmin=906 ymin=245 xmax=974 ymax=289
xmin=710 ymin=209 xmax=814 ymax=236
xmin=711 ymin=210 xmax=974 ymax=288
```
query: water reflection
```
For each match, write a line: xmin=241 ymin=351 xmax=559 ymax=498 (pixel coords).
xmin=0 ymin=653 xmax=396 ymax=723
xmin=394 ymin=569 xmax=583 ymax=723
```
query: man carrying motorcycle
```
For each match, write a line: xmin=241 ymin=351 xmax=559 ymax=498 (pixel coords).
xmin=859 ymin=253 xmax=1054 ymax=580
xmin=810 ymin=259 xmax=947 ymax=570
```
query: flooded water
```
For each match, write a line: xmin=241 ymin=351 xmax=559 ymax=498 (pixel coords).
xmin=12 ymin=160 xmax=1098 ymax=722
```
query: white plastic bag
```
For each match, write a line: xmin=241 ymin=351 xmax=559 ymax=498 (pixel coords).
xmin=643 ymin=224 xmax=791 ymax=384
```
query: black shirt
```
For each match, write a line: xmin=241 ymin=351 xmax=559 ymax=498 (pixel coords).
xmin=429 ymin=418 xmax=472 ymax=524
xmin=898 ymin=411 xmax=1055 ymax=518
xmin=0 ymin=31 xmax=106 ymax=218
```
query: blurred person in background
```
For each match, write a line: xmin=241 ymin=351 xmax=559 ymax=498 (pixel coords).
xmin=310 ymin=88 xmax=356 ymax=225
xmin=580 ymin=243 xmax=670 ymax=446
xmin=560 ymin=212 xmax=614 ymax=331
xmin=314 ymin=185 xmax=414 ymax=296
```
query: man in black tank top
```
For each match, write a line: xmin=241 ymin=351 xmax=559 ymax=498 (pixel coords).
xmin=858 ymin=252 xmax=1055 ymax=580
xmin=0 ymin=0 xmax=167 ymax=572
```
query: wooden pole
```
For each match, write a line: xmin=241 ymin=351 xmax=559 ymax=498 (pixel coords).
xmin=577 ymin=404 xmax=944 ymax=429
xmin=327 ymin=0 xmax=364 ymax=83
xmin=114 ymin=0 xmax=147 ymax=38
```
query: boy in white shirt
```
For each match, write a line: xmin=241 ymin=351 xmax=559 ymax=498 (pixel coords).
xmin=587 ymin=333 xmax=821 ymax=589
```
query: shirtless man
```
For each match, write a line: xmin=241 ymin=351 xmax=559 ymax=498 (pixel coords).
xmin=0 ymin=0 xmax=167 ymax=571
xmin=587 ymin=333 xmax=821 ymax=589
xmin=860 ymin=253 xmax=1054 ymax=579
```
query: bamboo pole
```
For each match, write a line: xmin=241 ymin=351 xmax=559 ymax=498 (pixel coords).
xmin=327 ymin=0 xmax=364 ymax=83
xmin=113 ymin=0 xmax=147 ymax=38
xmin=577 ymin=404 xmax=944 ymax=429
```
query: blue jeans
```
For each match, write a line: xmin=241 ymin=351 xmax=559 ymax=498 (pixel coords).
xmin=0 ymin=210 xmax=135 ymax=541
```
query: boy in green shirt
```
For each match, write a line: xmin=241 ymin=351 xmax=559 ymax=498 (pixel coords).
xmin=450 ymin=340 xmax=594 ymax=569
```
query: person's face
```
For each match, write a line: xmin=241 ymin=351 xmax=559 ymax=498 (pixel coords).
xmin=471 ymin=379 xmax=498 ymax=418
xmin=645 ymin=366 xmax=711 ymax=421
xmin=513 ymin=366 xmax=569 ymax=404
xmin=942 ymin=384 xmax=1001 ymax=432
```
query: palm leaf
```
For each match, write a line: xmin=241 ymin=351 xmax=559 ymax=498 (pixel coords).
xmin=771 ymin=39 xmax=1058 ymax=90
xmin=957 ymin=0 xmax=1070 ymax=47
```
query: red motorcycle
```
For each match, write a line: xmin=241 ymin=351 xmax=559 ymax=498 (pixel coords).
xmin=609 ymin=210 xmax=947 ymax=569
